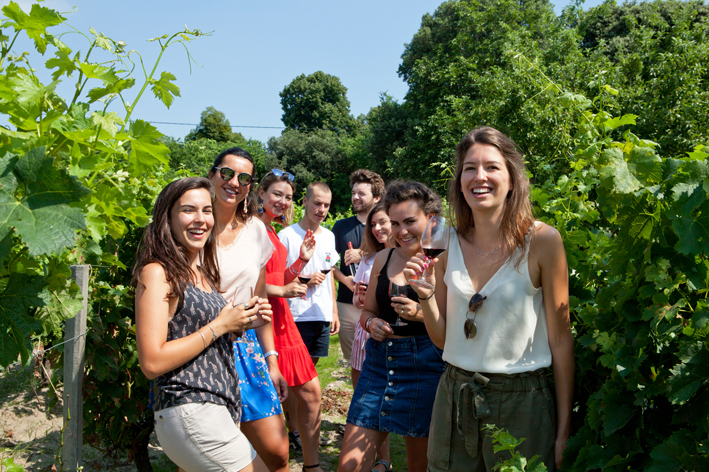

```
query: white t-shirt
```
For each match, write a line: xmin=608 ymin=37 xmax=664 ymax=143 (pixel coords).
xmin=217 ymin=218 xmax=274 ymax=301
xmin=278 ymin=223 xmax=340 ymax=322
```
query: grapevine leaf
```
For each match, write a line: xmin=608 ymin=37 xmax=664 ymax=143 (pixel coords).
xmin=91 ymin=111 xmax=124 ymax=137
xmin=0 ymin=148 xmax=90 ymax=256
xmin=648 ymin=435 xmax=686 ymax=472
xmin=602 ymin=114 xmax=637 ymax=131
xmin=686 ymin=145 xmax=709 ymax=161
xmin=87 ymin=77 xmax=135 ymax=103
xmin=78 ymin=63 xmax=120 ymax=85
xmin=599 ymin=148 xmax=640 ymax=194
xmin=1 ymin=2 xmax=65 ymax=54
xmin=672 ymin=201 xmax=709 ymax=255
xmin=128 ymin=120 xmax=169 ymax=174
xmin=0 ymin=273 xmax=48 ymax=367
xmin=149 ymin=71 xmax=181 ymax=109
xmin=45 ymin=41 xmax=79 ymax=81
xmin=627 ymin=147 xmax=663 ymax=185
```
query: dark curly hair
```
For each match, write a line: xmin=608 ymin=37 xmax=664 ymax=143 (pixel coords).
xmin=384 ymin=180 xmax=443 ymax=217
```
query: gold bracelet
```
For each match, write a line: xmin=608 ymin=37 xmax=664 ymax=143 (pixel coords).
xmin=196 ymin=330 xmax=207 ymax=349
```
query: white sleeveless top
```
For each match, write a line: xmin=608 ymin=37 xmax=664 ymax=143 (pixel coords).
xmin=442 ymin=228 xmax=551 ymax=373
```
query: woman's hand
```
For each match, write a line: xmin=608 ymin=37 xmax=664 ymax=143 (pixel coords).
xmin=216 ymin=296 xmax=265 ymax=333
xmin=266 ymin=359 xmax=289 ymax=402
xmin=369 ymin=318 xmax=393 ymax=341
xmin=391 ymin=297 xmax=423 ymax=323
xmin=299 ymin=229 xmax=316 ymax=262
xmin=281 ymin=280 xmax=307 ymax=298
xmin=353 ymin=282 xmax=368 ymax=309
xmin=404 ymin=252 xmax=438 ymax=299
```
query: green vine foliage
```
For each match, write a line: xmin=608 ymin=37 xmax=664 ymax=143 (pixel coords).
xmin=526 ymin=77 xmax=709 ymax=469
xmin=0 ymin=2 xmax=204 ymax=469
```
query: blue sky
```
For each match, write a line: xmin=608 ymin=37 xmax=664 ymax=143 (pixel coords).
xmin=3 ymin=0 xmax=605 ymax=143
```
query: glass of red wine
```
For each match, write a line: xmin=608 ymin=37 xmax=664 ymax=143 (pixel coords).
xmin=232 ymin=286 xmax=255 ymax=344
xmin=410 ymin=216 xmax=449 ymax=290
xmin=388 ymin=281 xmax=409 ymax=326
xmin=298 ymin=273 xmax=313 ymax=299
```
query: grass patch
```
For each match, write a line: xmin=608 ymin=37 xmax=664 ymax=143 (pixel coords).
xmin=315 ymin=334 xmax=346 ymax=391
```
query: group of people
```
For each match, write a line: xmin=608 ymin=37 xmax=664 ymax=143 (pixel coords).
xmin=133 ymin=126 xmax=574 ymax=472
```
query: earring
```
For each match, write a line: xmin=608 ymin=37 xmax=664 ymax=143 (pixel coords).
xmin=280 ymin=214 xmax=286 ymax=223
xmin=243 ymin=197 xmax=248 ymax=214
xmin=258 ymin=199 xmax=264 ymax=214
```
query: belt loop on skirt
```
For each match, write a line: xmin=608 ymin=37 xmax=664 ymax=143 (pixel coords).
xmin=455 ymin=370 xmax=491 ymax=458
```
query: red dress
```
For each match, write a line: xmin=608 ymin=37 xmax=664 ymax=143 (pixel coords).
xmin=265 ymin=225 xmax=318 ymax=386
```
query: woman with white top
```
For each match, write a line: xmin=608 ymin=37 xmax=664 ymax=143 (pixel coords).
xmin=207 ymin=148 xmax=290 ymax=472
xmin=405 ymin=127 xmax=574 ymax=471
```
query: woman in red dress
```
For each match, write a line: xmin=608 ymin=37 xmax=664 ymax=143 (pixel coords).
xmin=256 ymin=169 xmax=325 ymax=472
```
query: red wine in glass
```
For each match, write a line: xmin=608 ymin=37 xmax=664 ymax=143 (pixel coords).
xmin=388 ymin=281 xmax=408 ymax=326
xmin=423 ymin=247 xmax=445 ymax=259
xmin=298 ymin=275 xmax=312 ymax=299
xmin=320 ymin=268 xmax=332 ymax=275
xmin=411 ymin=216 xmax=450 ymax=290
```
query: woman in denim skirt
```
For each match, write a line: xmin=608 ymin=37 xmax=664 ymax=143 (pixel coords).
xmin=338 ymin=181 xmax=446 ymax=472
xmin=405 ymin=127 xmax=574 ymax=471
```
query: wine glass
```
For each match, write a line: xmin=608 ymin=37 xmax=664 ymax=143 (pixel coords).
xmin=298 ymin=273 xmax=313 ymax=299
xmin=232 ymin=286 xmax=255 ymax=344
xmin=409 ymin=216 xmax=450 ymax=290
xmin=388 ymin=281 xmax=409 ymax=326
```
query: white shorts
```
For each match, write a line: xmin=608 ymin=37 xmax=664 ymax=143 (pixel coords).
xmin=155 ymin=402 xmax=256 ymax=472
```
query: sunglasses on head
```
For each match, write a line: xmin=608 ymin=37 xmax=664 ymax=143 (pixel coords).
xmin=464 ymin=292 xmax=487 ymax=339
xmin=213 ymin=166 xmax=253 ymax=186
xmin=270 ymin=168 xmax=295 ymax=182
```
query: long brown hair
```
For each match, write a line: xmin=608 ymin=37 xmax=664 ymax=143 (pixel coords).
xmin=450 ymin=127 xmax=535 ymax=267
xmin=258 ymin=169 xmax=296 ymax=225
xmin=131 ymin=177 xmax=221 ymax=305
xmin=359 ymin=202 xmax=392 ymax=257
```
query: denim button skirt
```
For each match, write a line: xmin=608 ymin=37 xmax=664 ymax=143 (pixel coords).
xmin=346 ymin=335 xmax=445 ymax=437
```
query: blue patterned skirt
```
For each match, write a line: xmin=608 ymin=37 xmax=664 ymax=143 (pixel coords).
xmin=234 ymin=329 xmax=283 ymax=422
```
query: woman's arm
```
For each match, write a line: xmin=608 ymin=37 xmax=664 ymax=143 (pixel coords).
xmin=135 ymin=263 xmax=256 ymax=379
xmin=405 ymin=251 xmax=448 ymax=349
xmin=253 ymin=267 xmax=288 ymax=402
xmin=536 ymin=224 xmax=574 ymax=469
xmin=283 ymin=229 xmax=316 ymax=285
xmin=360 ymin=250 xmax=394 ymax=340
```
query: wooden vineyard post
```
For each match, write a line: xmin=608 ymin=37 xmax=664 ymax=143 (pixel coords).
xmin=63 ymin=264 xmax=89 ymax=471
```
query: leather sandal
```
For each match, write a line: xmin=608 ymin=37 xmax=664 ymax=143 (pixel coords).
xmin=372 ymin=459 xmax=392 ymax=472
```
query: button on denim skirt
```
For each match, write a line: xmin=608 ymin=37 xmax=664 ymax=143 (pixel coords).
xmin=346 ymin=335 xmax=445 ymax=437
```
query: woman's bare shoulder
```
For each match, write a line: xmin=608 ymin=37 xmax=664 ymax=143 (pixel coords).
xmin=137 ymin=262 xmax=168 ymax=289
xmin=371 ymin=248 xmax=394 ymax=275
xmin=530 ymin=221 xmax=565 ymax=260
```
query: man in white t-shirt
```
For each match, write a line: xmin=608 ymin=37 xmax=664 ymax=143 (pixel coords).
xmin=279 ymin=181 xmax=340 ymax=365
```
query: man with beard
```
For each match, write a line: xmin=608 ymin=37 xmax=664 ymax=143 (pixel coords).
xmin=332 ymin=169 xmax=385 ymax=368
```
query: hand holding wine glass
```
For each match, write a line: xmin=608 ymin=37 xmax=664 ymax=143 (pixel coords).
xmin=388 ymin=281 xmax=409 ymax=326
xmin=409 ymin=216 xmax=449 ymax=290
xmin=231 ymin=286 xmax=256 ymax=343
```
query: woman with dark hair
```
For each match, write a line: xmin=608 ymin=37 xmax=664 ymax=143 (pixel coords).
xmin=349 ymin=201 xmax=394 ymax=472
xmin=134 ymin=177 xmax=270 ymax=471
xmin=256 ymin=169 xmax=326 ymax=472
xmin=405 ymin=127 xmax=574 ymax=471
xmin=207 ymin=148 xmax=290 ymax=472
xmin=338 ymin=181 xmax=446 ymax=472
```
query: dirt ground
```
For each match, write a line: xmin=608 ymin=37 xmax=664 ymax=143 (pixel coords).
xmin=0 ymin=359 xmax=354 ymax=472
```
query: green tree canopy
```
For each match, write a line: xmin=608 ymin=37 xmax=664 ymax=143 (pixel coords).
xmin=185 ymin=106 xmax=244 ymax=142
xmin=279 ymin=71 xmax=358 ymax=133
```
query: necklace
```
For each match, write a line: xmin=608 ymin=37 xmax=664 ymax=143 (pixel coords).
xmin=473 ymin=234 xmax=499 ymax=257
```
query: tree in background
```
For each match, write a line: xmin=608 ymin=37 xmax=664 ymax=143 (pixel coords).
xmin=279 ymin=71 xmax=358 ymax=133
xmin=185 ymin=106 xmax=245 ymax=142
